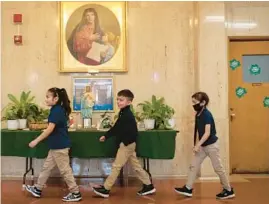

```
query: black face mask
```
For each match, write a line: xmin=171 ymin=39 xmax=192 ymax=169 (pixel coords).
xmin=193 ymin=103 xmax=203 ymax=112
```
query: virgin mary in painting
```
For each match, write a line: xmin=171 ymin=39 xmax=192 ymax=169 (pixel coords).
xmin=67 ymin=8 xmax=105 ymax=66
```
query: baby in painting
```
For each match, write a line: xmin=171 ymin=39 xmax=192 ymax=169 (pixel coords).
xmin=100 ymin=32 xmax=116 ymax=63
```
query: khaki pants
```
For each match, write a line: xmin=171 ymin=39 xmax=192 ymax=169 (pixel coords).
xmin=186 ymin=141 xmax=231 ymax=190
xmin=35 ymin=148 xmax=79 ymax=193
xmin=104 ymin=142 xmax=151 ymax=190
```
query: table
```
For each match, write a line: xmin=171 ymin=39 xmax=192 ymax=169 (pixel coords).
xmin=1 ymin=130 xmax=178 ymax=186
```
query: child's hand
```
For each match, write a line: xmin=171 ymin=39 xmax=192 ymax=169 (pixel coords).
xmin=90 ymin=33 xmax=100 ymax=41
xmin=99 ymin=136 xmax=106 ymax=142
xmin=101 ymin=51 xmax=106 ymax=58
xmin=29 ymin=140 xmax=38 ymax=148
xmin=193 ymin=145 xmax=200 ymax=153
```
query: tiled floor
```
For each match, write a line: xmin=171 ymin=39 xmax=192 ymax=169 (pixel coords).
xmin=1 ymin=175 xmax=269 ymax=204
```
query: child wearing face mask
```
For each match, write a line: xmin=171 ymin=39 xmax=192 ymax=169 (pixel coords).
xmin=174 ymin=92 xmax=235 ymax=200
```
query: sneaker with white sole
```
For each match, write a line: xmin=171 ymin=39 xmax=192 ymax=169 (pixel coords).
xmin=216 ymin=188 xmax=235 ymax=200
xmin=25 ymin=185 xmax=42 ymax=198
xmin=93 ymin=186 xmax=110 ymax=198
xmin=137 ymin=184 xmax=156 ymax=196
xmin=62 ymin=192 xmax=82 ymax=202
xmin=174 ymin=185 xmax=193 ymax=197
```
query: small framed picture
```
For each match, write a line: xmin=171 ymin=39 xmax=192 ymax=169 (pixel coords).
xmin=72 ymin=76 xmax=114 ymax=112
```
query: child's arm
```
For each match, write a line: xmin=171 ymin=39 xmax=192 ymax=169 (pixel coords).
xmin=193 ymin=124 xmax=210 ymax=152
xmin=103 ymin=118 xmax=122 ymax=139
xmin=99 ymin=122 xmax=120 ymax=142
xmin=29 ymin=123 xmax=55 ymax=148
xmin=100 ymin=114 xmax=128 ymax=142
xmin=195 ymin=130 xmax=199 ymax=146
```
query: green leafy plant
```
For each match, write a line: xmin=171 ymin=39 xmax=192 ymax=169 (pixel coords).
xmin=159 ymin=104 xmax=175 ymax=129
xmin=2 ymin=91 xmax=50 ymax=128
xmin=138 ymin=95 xmax=163 ymax=120
xmin=162 ymin=104 xmax=175 ymax=120
xmin=7 ymin=91 xmax=36 ymax=119
xmin=2 ymin=105 xmax=19 ymax=120
xmin=138 ymin=95 xmax=175 ymax=129
xmin=130 ymin=105 xmax=142 ymax=122
xmin=28 ymin=105 xmax=50 ymax=123
xmin=100 ymin=111 xmax=113 ymax=129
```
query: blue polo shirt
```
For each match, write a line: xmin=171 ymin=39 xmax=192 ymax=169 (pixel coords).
xmin=195 ymin=108 xmax=218 ymax=147
xmin=47 ymin=104 xmax=71 ymax=149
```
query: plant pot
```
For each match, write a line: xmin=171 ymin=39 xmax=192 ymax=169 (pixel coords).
xmin=144 ymin=119 xmax=155 ymax=130
xmin=167 ymin=118 xmax=175 ymax=129
xmin=29 ymin=122 xmax=48 ymax=130
xmin=137 ymin=121 xmax=145 ymax=131
xmin=18 ymin=119 xmax=27 ymax=129
xmin=7 ymin=120 xmax=19 ymax=130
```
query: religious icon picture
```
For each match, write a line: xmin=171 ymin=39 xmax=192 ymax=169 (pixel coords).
xmin=72 ymin=76 xmax=114 ymax=112
xmin=59 ymin=2 xmax=127 ymax=72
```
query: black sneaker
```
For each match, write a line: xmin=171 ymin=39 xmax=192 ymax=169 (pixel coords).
xmin=137 ymin=184 xmax=156 ymax=196
xmin=25 ymin=185 xmax=42 ymax=198
xmin=174 ymin=185 xmax=193 ymax=197
xmin=62 ymin=192 xmax=82 ymax=202
xmin=93 ymin=186 xmax=110 ymax=198
xmin=216 ymin=188 xmax=235 ymax=200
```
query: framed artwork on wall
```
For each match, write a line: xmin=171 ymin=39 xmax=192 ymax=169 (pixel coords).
xmin=72 ymin=76 xmax=114 ymax=112
xmin=59 ymin=1 xmax=127 ymax=72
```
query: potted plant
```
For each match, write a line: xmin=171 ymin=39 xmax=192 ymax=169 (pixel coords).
xmin=163 ymin=104 xmax=175 ymax=129
xmin=153 ymin=101 xmax=175 ymax=130
xmin=138 ymin=95 xmax=163 ymax=130
xmin=2 ymin=105 xmax=19 ymax=130
xmin=138 ymin=95 xmax=176 ymax=130
xmin=28 ymin=106 xmax=50 ymax=130
xmin=7 ymin=91 xmax=36 ymax=129
xmin=99 ymin=111 xmax=113 ymax=130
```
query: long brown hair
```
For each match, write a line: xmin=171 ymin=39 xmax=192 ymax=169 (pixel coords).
xmin=48 ymin=88 xmax=71 ymax=117
xmin=76 ymin=8 xmax=102 ymax=33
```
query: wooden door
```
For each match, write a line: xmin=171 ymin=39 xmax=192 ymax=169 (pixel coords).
xmin=229 ymin=40 xmax=269 ymax=173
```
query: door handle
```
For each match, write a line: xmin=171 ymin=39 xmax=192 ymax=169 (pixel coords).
xmin=230 ymin=113 xmax=235 ymax=121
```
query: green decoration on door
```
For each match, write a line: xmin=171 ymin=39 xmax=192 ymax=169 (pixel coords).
xmin=235 ymin=87 xmax=247 ymax=98
xmin=263 ymin=97 xmax=269 ymax=108
xmin=229 ymin=59 xmax=241 ymax=70
xmin=249 ymin=64 xmax=261 ymax=75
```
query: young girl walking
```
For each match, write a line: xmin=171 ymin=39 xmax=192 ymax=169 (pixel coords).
xmin=26 ymin=87 xmax=82 ymax=202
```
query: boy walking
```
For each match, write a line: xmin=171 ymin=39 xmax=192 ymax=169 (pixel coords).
xmin=93 ymin=89 xmax=156 ymax=198
xmin=174 ymin=92 xmax=235 ymax=200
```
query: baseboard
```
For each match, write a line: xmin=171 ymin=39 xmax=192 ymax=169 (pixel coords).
xmin=198 ymin=176 xmax=219 ymax=181
xmin=1 ymin=174 xmax=223 ymax=181
xmin=1 ymin=175 xmax=24 ymax=180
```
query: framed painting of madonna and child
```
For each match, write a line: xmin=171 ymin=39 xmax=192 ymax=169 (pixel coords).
xmin=59 ymin=2 xmax=127 ymax=72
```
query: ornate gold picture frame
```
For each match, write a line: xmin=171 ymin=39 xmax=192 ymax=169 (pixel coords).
xmin=59 ymin=2 xmax=127 ymax=72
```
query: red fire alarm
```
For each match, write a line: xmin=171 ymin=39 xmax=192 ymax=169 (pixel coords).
xmin=14 ymin=35 xmax=22 ymax=45
xmin=13 ymin=14 xmax=22 ymax=23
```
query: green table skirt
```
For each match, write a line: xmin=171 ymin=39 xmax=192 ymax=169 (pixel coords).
xmin=1 ymin=130 xmax=177 ymax=159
